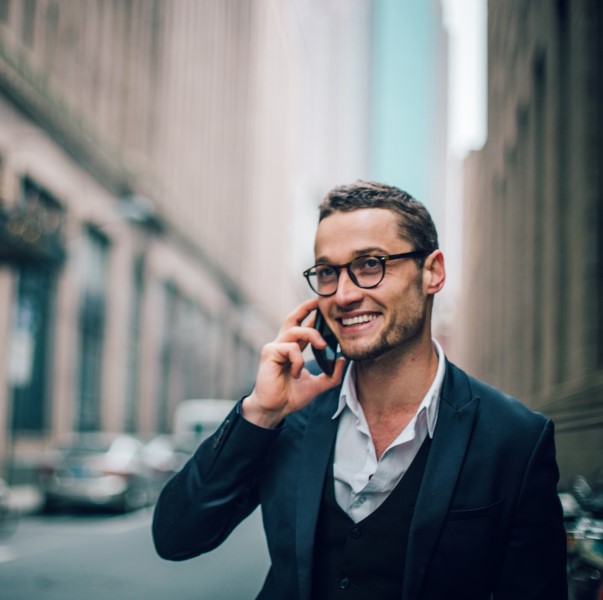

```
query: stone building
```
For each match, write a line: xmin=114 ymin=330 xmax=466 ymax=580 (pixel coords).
xmin=459 ymin=0 xmax=602 ymax=484
xmin=0 ymin=1 xmax=372 ymax=480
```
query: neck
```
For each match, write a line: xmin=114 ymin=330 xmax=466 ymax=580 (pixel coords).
xmin=354 ymin=335 xmax=439 ymax=414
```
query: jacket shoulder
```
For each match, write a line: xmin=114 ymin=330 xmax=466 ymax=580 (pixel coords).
xmin=447 ymin=361 xmax=549 ymax=429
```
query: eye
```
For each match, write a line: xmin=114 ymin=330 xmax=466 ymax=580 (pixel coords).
xmin=315 ymin=265 xmax=337 ymax=282
xmin=355 ymin=256 xmax=382 ymax=274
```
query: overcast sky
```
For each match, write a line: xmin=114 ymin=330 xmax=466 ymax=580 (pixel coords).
xmin=442 ymin=0 xmax=487 ymax=158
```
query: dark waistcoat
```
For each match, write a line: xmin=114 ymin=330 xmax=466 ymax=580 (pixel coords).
xmin=311 ymin=436 xmax=431 ymax=600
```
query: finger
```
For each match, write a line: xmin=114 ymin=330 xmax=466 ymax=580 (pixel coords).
xmin=278 ymin=326 xmax=325 ymax=349
xmin=280 ymin=298 xmax=319 ymax=332
xmin=267 ymin=341 xmax=306 ymax=378
xmin=312 ymin=357 xmax=347 ymax=393
xmin=328 ymin=357 xmax=347 ymax=383
xmin=332 ymin=357 xmax=347 ymax=380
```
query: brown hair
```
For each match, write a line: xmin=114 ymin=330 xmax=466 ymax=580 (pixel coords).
xmin=319 ymin=180 xmax=439 ymax=254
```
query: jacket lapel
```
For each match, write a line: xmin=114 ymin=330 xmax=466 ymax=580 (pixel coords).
xmin=296 ymin=386 xmax=340 ymax=600
xmin=403 ymin=361 xmax=479 ymax=600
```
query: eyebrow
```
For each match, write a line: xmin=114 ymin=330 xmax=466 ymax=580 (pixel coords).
xmin=314 ymin=246 xmax=391 ymax=265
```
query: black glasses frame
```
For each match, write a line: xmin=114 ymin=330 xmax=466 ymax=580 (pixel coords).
xmin=303 ymin=250 xmax=431 ymax=297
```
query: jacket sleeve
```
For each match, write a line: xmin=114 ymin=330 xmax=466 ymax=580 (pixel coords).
xmin=494 ymin=419 xmax=568 ymax=599
xmin=152 ymin=402 xmax=282 ymax=561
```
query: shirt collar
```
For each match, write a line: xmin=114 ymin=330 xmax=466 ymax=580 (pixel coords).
xmin=332 ymin=339 xmax=446 ymax=439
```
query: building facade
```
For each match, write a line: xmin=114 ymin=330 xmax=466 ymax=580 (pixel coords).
xmin=0 ymin=0 xmax=374 ymax=481
xmin=459 ymin=0 xmax=603 ymax=484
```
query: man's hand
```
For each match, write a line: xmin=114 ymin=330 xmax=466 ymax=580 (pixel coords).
xmin=242 ymin=298 xmax=346 ymax=428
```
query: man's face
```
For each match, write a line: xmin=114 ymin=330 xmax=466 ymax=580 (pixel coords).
xmin=314 ymin=208 xmax=431 ymax=363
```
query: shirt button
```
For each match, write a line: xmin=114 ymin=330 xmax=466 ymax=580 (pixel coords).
xmin=357 ymin=496 xmax=366 ymax=504
xmin=350 ymin=526 xmax=361 ymax=539
xmin=339 ymin=577 xmax=351 ymax=590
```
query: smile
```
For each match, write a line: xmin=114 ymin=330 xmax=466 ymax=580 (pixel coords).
xmin=340 ymin=313 xmax=378 ymax=327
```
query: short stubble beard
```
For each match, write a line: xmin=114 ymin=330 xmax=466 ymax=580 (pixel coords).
xmin=339 ymin=275 xmax=427 ymax=363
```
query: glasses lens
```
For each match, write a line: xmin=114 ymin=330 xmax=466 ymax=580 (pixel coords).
xmin=350 ymin=256 xmax=384 ymax=288
xmin=309 ymin=265 xmax=338 ymax=296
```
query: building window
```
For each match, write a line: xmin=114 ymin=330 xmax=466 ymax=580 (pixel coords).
xmin=44 ymin=1 xmax=60 ymax=70
xmin=8 ymin=178 xmax=63 ymax=433
xmin=10 ymin=265 xmax=56 ymax=432
xmin=0 ymin=0 xmax=10 ymax=23
xmin=124 ymin=256 xmax=144 ymax=432
xmin=157 ymin=282 xmax=176 ymax=433
xmin=76 ymin=227 xmax=109 ymax=431
xmin=21 ymin=0 xmax=36 ymax=47
xmin=156 ymin=286 xmax=219 ymax=432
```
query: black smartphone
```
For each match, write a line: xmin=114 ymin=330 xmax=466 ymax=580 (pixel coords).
xmin=312 ymin=309 xmax=339 ymax=376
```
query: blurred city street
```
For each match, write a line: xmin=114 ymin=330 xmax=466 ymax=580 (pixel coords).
xmin=0 ymin=505 xmax=270 ymax=600
xmin=0 ymin=0 xmax=601 ymax=597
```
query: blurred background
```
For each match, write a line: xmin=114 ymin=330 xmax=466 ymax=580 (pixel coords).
xmin=0 ymin=0 xmax=600 ymax=596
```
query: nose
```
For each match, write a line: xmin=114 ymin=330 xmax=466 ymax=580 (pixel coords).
xmin=333 ymin=269 xmax=364 ymax=306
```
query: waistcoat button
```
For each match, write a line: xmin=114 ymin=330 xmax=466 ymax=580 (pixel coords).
xmin=350 ymin=526 xmax=361 ymax=539
xmin=339 ymin=577 xmax=351 ymax=590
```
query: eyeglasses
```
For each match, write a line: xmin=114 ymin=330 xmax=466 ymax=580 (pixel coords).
xmin=303 ymin=250 xmax=430 ymax=297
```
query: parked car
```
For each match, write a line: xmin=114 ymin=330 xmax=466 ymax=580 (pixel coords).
xmin=38 ymin=433 xmax=153 ymax=513
xmin=141 ymin=434 xmax=191 ymax=495
xmin=172 ymin=399 xmax=236 ymax=452
xmin=0 ymin=478 xmax=18 ymax=538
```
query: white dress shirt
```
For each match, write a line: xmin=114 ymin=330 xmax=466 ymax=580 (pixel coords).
xmin=332 ymin=340 xmax=446 ymax=523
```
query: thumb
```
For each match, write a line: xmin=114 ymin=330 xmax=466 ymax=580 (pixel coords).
xmin=313 ymin=358 xmax=347 ymax=394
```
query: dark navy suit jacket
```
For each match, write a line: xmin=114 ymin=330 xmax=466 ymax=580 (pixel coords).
xmin=152 ymin=361 xmax=567 ymax=599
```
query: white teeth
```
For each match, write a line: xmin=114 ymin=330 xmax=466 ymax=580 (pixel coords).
xmin=341 ymin=314 xmax=377 ymax=326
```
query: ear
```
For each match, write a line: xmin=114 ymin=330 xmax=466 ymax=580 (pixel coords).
xmin=422 ymin=250 xmax=446 ymax=295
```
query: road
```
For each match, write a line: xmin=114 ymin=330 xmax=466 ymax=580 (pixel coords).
xmin=0 ymin=506 xmax=270 ymax=599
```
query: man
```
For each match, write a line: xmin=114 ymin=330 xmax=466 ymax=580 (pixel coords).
xmin=153 ymin=181 xmax=567 ymax=599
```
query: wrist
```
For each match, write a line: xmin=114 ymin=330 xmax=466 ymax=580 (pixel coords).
xmin=241 ymin=394 xmax=285 ymax=429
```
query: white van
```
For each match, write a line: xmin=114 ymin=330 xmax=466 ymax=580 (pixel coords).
xmin=173 ymin=399 xmax=236 ymax=450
